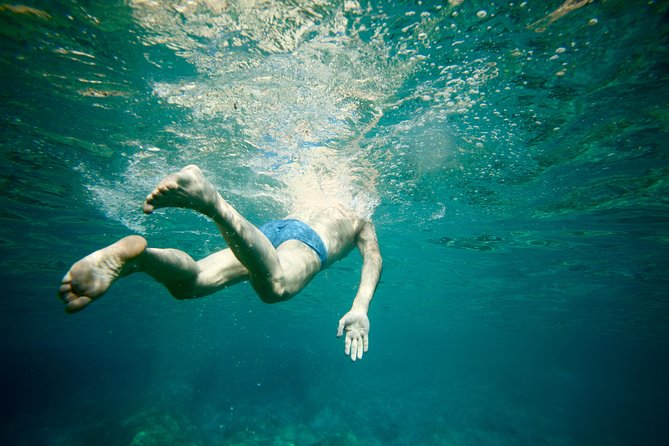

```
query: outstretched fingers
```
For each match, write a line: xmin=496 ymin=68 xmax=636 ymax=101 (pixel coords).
xmin=337 ymin=312 xmax=370 ymax=361
xmin=350 ymin=336 xmax=364 ymax=361
xmin=344 ymin=334 xmax=351 ymax=356
xmin=351 ymin=337 xmax=360 ymax=361
xmin=346 ymin=333 xmax=365 ymax=361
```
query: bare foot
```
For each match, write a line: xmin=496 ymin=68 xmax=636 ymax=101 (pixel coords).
xmin=142 ymin=165 xmax=219 ymax=216
xmin=59 ymin=235 xmax=147 ymax=313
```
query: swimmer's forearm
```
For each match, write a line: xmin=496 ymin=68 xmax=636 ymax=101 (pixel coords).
xmin=350 ymin=221 xmax=381 ymax=312
xmin=351 ymin=251 xmax=382 ymax=312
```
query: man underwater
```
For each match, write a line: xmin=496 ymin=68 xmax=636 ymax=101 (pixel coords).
xmin=59 ymin=165 xmax=382 ymax=361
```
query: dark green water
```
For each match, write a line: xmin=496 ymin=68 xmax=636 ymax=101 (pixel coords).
xmin=1 ymin=1 xmax=668 ymax=445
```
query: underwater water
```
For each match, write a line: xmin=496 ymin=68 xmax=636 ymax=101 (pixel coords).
xmin=1 ymin=0 xmax=669 ymax=444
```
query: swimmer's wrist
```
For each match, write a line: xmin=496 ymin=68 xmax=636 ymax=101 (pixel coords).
xmin=351 ymin=298 xmax=370 ymax=313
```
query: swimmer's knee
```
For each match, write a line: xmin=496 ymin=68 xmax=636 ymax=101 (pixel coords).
xmin=168 ymin=283 xmax=195 ymax=300
xmin=258 ymin=292 xmax=283 ymax=304
xmin=257 ymin=288 xmax=287 ymax=304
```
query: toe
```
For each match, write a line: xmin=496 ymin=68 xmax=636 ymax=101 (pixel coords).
xmin=63 ymin=291 xmax=79 ymax=303
xmin=142 ymin=196 xmax=156 ymax=213
xmin=66 ymin=296 xmax=92 ymax=313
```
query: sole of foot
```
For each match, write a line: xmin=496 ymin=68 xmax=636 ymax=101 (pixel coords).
xmin=59 ymin=235 xmax=147 ymax=313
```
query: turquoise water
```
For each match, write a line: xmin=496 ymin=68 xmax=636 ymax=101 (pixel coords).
xmin=2 ymin=0 xmax=669 ymax=444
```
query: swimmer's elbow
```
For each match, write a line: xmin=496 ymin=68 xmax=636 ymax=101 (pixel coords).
xmin=364 ymin=248 xmax=382 ymax=268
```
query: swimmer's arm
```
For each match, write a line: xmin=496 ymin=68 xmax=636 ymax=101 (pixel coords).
xmin=351 ymin=221 xmax=382 ymax=312
xmin=337 ymin=221 xmax=382 ymax=361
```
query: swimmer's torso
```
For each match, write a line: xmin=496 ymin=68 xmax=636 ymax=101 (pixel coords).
xmin=287 ymin=201 xmax=366 ymax=265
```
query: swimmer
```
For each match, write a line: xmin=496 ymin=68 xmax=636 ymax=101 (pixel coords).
xmin=58 ymin=165 xmax=382 ymax=361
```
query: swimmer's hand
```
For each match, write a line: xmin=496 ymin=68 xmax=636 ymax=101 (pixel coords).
xmin=337 ymin=308 xmax=370 ymax=361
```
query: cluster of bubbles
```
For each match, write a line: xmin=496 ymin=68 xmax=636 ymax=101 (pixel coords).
xmin=76 ymin=0 xmax=623 ymax=228
xmin=125 ymin=0 xmax=547 ymax=222
xmin=128 ymin=0 xmax=409 ymax=219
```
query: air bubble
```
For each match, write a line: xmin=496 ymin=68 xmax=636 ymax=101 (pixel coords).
xmin=476 ymin=10 xmax=487 ymax=18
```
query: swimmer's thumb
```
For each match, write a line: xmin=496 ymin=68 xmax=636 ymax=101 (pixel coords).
xmin=336 ymin=318 xmax=345 ymax=337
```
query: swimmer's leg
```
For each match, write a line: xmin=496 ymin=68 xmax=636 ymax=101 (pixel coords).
xmin=59 ymin=236 xmax=248 ymax=313
xmin=138 ymin=246 xmax=248 ymax=299
xmin=143 ymin=165 xmax=319 ymax=302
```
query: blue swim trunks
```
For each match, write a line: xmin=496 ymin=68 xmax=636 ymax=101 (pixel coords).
xmin=259 ymin=219 xmax=328 ymax=268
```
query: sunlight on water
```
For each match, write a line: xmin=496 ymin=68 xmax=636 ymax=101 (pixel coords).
xmin=126 ymin=0 xmax=408 ymax=221
xmin=99 ymin=0 xmax=544 ymax=228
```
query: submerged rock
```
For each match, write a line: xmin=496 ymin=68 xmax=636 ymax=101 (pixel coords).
xmin=124 ymin=409 xmax=202 ymax=446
